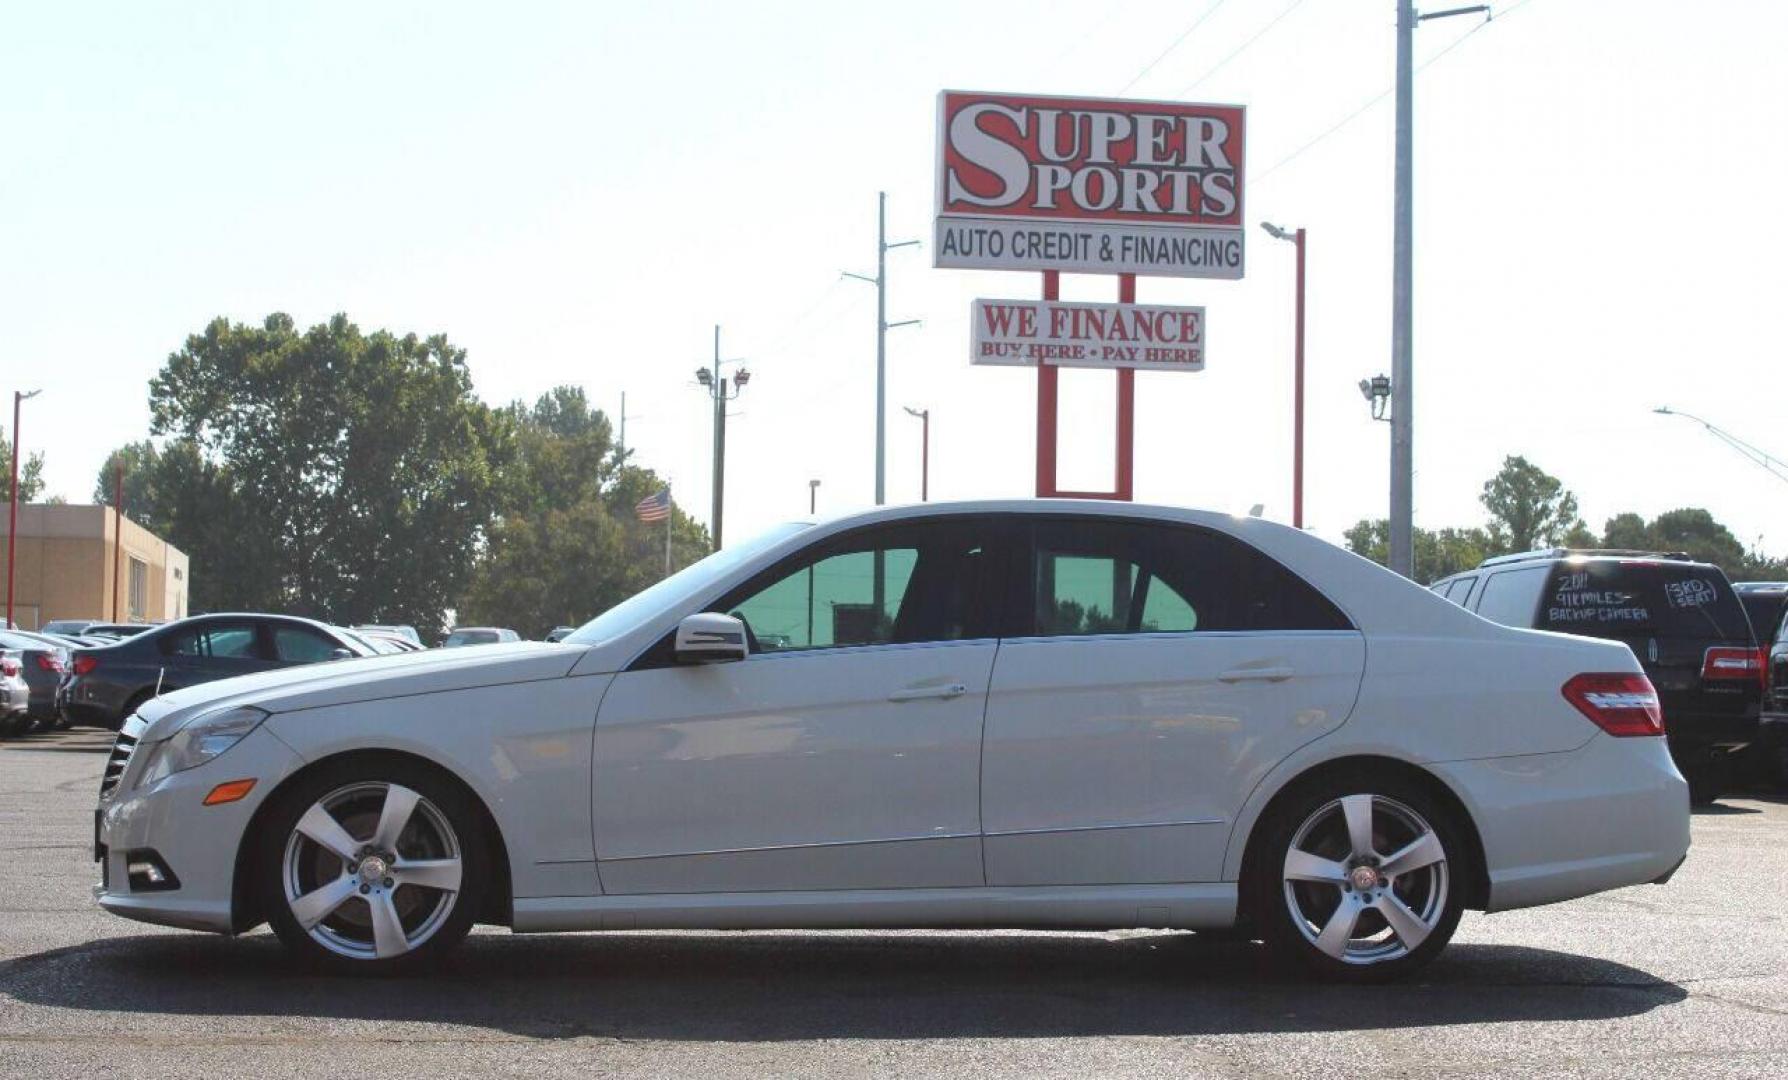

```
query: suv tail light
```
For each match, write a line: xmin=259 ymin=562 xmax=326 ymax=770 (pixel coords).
xmin=1701 ymin=646 xmax=1765 ymax=687
xmin=71 ymin=654 xmax=99 ymax=676
xmin=1562 ymin=673 xmax=1665 ymax=737
xmin=35 ymin=653 xmax=64 ymax=673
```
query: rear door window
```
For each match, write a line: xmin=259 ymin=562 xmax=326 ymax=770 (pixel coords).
xmin=161 ymin=621 xmax=263 ymax=659
xmin=1473 ymin=566 xmax=1548 ymax=627
xmin=1540 ymin=563 xmax=1749 ymax=640
xmin=1026 ymin=519 xmax=1352 ymax=636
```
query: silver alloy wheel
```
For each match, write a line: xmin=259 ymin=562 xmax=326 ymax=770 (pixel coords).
xmin=281 ymin=781 xmax=463 ymax=960
xmin=1281 ymin=793 xmax=1448 ymax=965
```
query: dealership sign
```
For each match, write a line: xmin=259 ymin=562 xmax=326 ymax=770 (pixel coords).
xmin=935 ymin=90 xmax=1245 ymax=279
xmin=971 ymin=299 xmax=1205 ymax=372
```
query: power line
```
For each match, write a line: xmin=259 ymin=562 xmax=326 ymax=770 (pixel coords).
xmin=1174 ymin=0 xmax=1310 ymax=97
xmin=1117 ymin=0 xmax=1229 ymax=95
xmin=1255 ymin=0 xmax=1537 ymax=185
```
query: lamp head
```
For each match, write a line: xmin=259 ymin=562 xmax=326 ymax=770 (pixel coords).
xmin=695 ymin=368 xmax=712 ymax=386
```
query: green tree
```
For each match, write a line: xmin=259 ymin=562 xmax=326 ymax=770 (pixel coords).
xmin=455 ymin=388 xmax=711 ymax=637
xmin=1343 ymin=519 xmax=1495 ymax=584
xmin=0 ymin=426 xmax=45 ymax=502
xmin=1481 ymin=455 xmax=1585 ymax=552
xmin=1596 ymin=508 xmax=1754 ymax=577
xmin=141 ymin=313 xmax=508 ymax=636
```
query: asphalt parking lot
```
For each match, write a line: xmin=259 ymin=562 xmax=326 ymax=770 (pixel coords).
xmin=1 ymin=729 xmax=1784 ymax=1078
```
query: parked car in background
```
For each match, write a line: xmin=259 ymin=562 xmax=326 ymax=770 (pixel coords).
xmin=42 ymin=619 xmax=106 ymax=637
xmin=0 ymin=655 xmax=29 ymax=735
xmin=62 ymin=614 xmax=376 ymax=730
xmin=79 ymin=623 xmax=157 ymax=642
xmin=341 ymin=629 xmax=418 ymax=656
xmin=353 ymin=629 xmax=423 ymax=653
xmin=93 ymin=502 xmax=1689 ymax=980
xmin=0 ymin=630 xmax=72 ymax=732
xmin=353 ymin=624 xmax=422 ymax=646
xmin=1431 ymin=549 xmax=1760 ymax=804
xmin=441 ymin=627 xmax=520 ymax=647
xmin=1734 ymin=582 xmax=1788 ymax=648
xmin=544 ymin=626 xmax=576 ymax=643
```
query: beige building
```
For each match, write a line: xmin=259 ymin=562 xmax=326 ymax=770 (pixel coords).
xmin=0 ymin=504 xmax=189 ymax=631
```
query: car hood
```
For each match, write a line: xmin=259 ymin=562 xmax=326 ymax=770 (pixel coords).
xmin=133 ymin=642 xmax=586 ymax=741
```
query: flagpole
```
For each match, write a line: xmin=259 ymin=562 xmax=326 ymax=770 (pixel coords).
xmin=664 ymin=485 xmax=673 ymax=578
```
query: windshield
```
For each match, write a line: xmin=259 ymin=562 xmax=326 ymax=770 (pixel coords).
xmin=564 ymin=522 xmax=813 ymax=646
xmin=1541 ymin=561 xmax=1750 ymax=641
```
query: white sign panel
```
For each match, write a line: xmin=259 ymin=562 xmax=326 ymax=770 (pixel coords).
xmin=971 ymin=299 xmax=1206 ymax=372
xmin=936 ymin=90 xmax=1245 ymax=279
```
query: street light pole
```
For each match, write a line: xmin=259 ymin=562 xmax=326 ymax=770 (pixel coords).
xmin=1262 ymin=223 xmax=1307 ymax=529
xmin=903 ymin=407 xmax=930 ymax=502
xmin=808 ymin=478 xmax=821 ymax=515
xmin=843 ymin=192 xmax=920 ymax=506
xmin=7 ymin=389 xmax=43 ymax=630
xmin=694 ymin=327 xmax=749 ymax=550
xmin=7 ymin=389 xmax=42 ymax=629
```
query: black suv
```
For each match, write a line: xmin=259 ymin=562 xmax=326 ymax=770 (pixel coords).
xmin=1431 ymin=550 xmax=1762 ymax=804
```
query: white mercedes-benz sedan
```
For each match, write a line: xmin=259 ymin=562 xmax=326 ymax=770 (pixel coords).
xmin=94 ymin=501 xmax=1690 ymax=980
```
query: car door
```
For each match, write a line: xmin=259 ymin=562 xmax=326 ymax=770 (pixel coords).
xmin=158 ymin=617 xmax=277 ymax=687
xmin=980 ymin=517 xmax=1365 ymax=886
xmin=593 ymin=517 xmax=1004 ymax=894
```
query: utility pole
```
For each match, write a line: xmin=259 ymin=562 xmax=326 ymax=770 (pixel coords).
xmin=844 ymin=192 xmax=920 ymax=505
xmin=6 ymin=389 xmax=42 ymax=630
xmin=1391 ymin=1 xmax=1491 ymax=576
xmin=903 ymin=407 xmax=930 ymax=502
xmin=808 ymin=478 xmax=820 ymax=515
xmin=694 ymin=326 xmax=749 ymax=549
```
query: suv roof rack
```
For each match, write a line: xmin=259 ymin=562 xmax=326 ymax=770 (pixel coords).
xmin=1478 ymin=547 xmax=1695 ymax=569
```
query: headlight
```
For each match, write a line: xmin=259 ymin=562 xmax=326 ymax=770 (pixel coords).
xmin=137 ymin=705 xmax=269 ymax=788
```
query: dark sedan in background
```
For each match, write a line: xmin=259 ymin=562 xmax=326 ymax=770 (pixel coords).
xmin=0 ymin=629 xmax=72 ymax=732
xmin=61 ymin=613 xmax=375 ymax=730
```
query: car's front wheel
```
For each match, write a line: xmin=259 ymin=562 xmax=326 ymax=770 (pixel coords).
xmin=259 ymin=758 xmax=488 ymax=973
xmin=1249 ymin=771 xmax=1467 ymax=982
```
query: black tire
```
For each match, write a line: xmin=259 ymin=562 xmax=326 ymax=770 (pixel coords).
xmin=1248 ymin=768 xmax=1468 ymax=983
xmin=257 ymin=756 xmax=490 ymax=974
xmin=1684 ymin=766 xmax=1722 ymax=807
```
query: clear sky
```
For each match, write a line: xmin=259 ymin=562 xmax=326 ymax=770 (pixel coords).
xmin=4 ymin=1 xmax=1784 ymax=558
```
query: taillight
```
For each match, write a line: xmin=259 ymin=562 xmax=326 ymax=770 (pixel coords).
xmin=1562 ymin=672 xmax=1665 ymax=737
xmin=72 ymin=654 xmax=99 ymax=676
xmin=1701 ymin=646 xmax=1765 ymax=687
xmin=0 ymin=657 xmax=18 ymax=677
xmin=35 ymin=653 xmax=64 ymax=673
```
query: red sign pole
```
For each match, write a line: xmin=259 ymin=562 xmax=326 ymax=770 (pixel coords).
xmin=1115 ymin=274 xmax=1136 ymax=501
xmin=1035 ymin=271 xmax=1060 ymax=497
xmin=1034 ymin=272 xmax=1138 ymax=501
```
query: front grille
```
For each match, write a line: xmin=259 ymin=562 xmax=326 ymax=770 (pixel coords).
xmin=99 ymin=726 xmax=139 ymax=799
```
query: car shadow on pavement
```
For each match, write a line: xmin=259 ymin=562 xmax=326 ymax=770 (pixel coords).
xmin=0 ymin=929 xmax=1686 ymax=1040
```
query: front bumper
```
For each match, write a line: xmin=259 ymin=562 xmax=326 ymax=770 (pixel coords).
xmin=93 ymin=723 xmax=304 ymax=934
xmin=1432 ymin=731 xmax=1691 ymax=913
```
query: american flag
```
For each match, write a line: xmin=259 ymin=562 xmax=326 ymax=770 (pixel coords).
xmin=634 ymin=488 xmax=672 ymax=523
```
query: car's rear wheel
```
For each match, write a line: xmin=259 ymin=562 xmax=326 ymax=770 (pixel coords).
xmin=260 ymin=759 xmax=486 ymax=973
xmin=1250 ymin=771 xmax=1466 ymax=982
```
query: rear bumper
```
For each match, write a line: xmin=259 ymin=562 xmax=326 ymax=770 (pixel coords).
xmin=1666 ymin=711 xmax=1758 ymax=757
xmin=1432 ymin=733 xmax=1690 ymax=913
xmin=1759 ymin=712 xmax=1788 ymax=749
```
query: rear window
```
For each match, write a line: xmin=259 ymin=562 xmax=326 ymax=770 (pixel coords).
xmin=1737 ymin=590 xmax=1786 ymax=644
xmin=1540 ymin=562 xmax=1748 ymax=640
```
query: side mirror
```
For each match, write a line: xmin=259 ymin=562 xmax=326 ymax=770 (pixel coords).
xmin=330 ymin=648 xmax=355 ymax=661
xmin=674 ymin=612 xmax=749 ymax=664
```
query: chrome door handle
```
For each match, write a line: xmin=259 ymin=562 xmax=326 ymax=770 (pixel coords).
xmin=888 ymin=682 xmax=970 ymax=702
xmin=1218 ymin=666 xmax=1295 ymax=683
